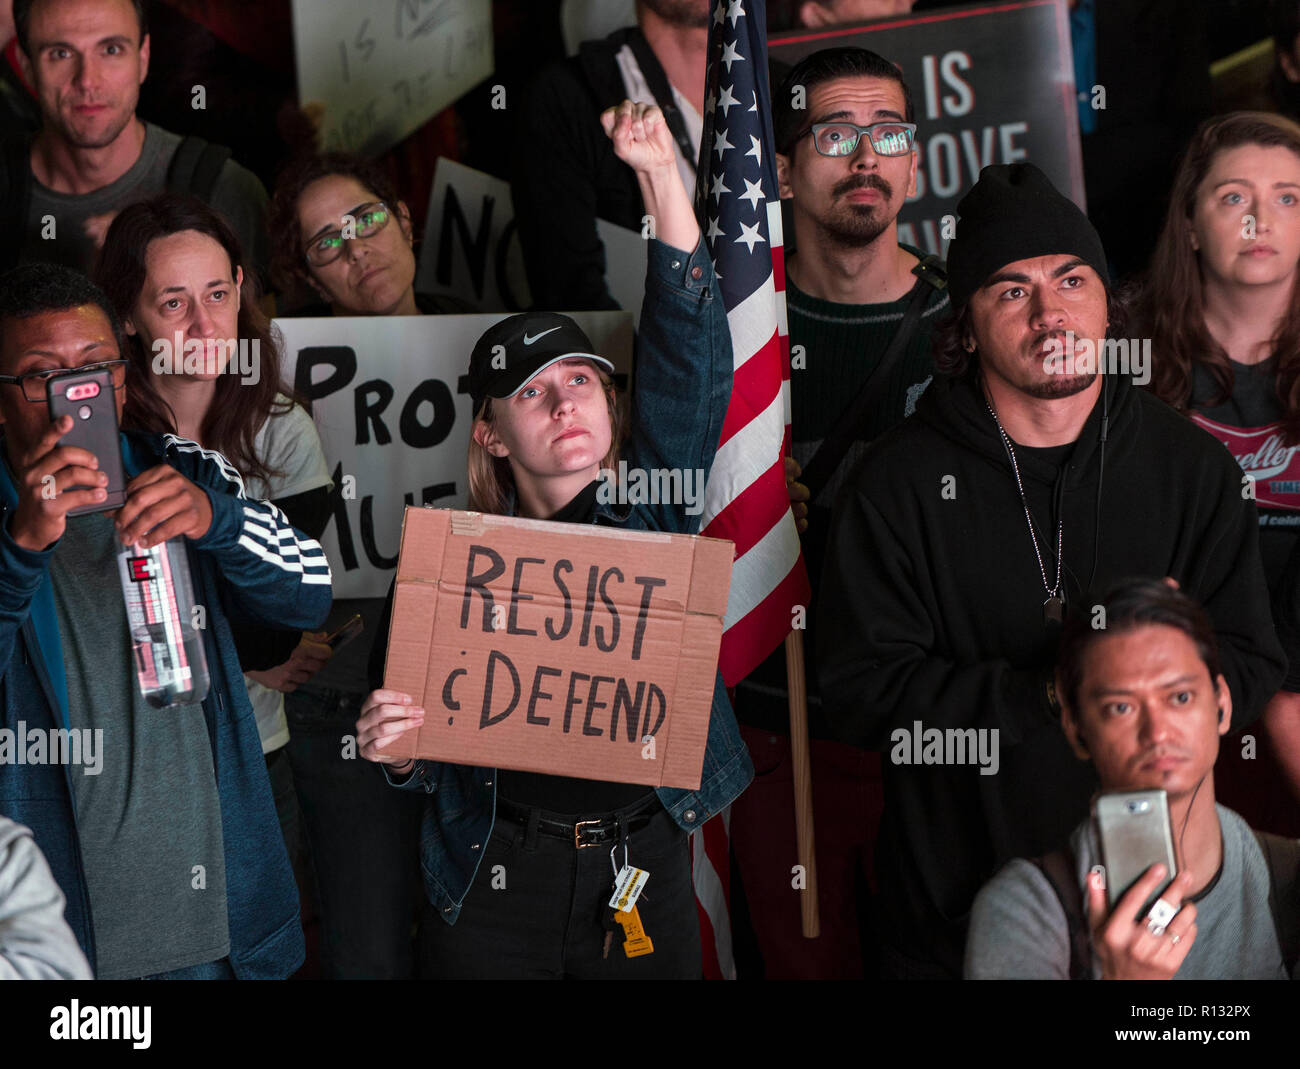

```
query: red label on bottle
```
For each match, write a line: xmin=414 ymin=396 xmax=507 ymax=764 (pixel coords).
xmin=127 ymin=555 xmax=156 ymax=582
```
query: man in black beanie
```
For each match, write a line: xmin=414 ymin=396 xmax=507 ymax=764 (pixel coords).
xmin=816 ymin=162 xmax=1286 ymax=978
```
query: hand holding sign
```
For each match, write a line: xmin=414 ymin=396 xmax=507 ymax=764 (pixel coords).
xmin=357 ymin=688 xmax=425 ymax=770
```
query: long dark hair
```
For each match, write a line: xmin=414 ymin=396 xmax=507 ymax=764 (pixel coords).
xmin=95 ymin=193 xmax=291 ymax=488
xmin=1139 ymin=111 xmax=1300 ymax=443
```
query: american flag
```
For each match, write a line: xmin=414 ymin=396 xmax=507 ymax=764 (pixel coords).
xmin=697 ymin=0 xmax=810 ymax=686
xmin=689 ymin=0 xmax=810 ymax=981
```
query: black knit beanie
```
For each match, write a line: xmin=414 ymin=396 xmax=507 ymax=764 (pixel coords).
xmin=946 ymin=163 xmax=1109 ymax=310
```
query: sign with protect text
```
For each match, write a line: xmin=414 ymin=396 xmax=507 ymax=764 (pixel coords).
xmin=276 ymin=311 xmax=634 ymax=599
xmin=382 ymin=508 xmax=734 ymax=788
xmin=292 ymin=0 xmax=494 ymax=156
xmin=770 ymin=0 xmax=1084 ymax=258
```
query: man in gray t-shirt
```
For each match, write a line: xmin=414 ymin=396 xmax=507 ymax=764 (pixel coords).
xmin=966 ymin=579 xmax=1298 ymax=981
xmin=7 ymin=0 xmax=268 ymax=281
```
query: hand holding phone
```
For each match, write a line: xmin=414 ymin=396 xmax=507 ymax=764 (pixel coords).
xmin=1086 ymin=864 xmax=1198 ymax=980
xmin=7 ymin=414 xmax=111 ymax=551
xmin=325 ymin=613 xmax=364 ymax=651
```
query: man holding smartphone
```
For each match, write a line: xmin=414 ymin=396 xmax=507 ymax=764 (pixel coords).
xmin=965 ymin=579 xmax=1298 ymax=980
xmin=0 ymin=262 xmax=331 ymax=979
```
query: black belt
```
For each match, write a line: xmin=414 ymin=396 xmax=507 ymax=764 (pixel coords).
xmin=495 ymin=793 xmax=662 ymax=849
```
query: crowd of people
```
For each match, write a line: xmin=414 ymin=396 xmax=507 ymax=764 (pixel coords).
xmin=0 ymin=0 xmax=1299 ymax=983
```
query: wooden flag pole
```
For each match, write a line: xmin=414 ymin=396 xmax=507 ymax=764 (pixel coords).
xmin=784 ymin=627 xmax=820 ymax=937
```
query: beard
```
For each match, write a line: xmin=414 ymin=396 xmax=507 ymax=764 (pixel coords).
xmin=1020 ymin=328 xmax=1100 ymax=398
xmin=1019 ymin=371 xmax=1098 ymax=399
xmin=640 ymin=0 xmax=712 ymax=28
xmin=815 ymin=173 xmax=896 ymax=248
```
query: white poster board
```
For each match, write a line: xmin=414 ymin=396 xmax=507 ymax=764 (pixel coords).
xmin=292 ymin=0 xmax=494 ymax=156
xmin=276 ymin=311 xmax=635 ymax=598
xmin=415 ymin=159 xmax=532 ymax=312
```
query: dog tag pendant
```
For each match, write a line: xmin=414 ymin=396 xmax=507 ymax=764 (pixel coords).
xmin=1043 ymin=595 xmax=1064 ymax=625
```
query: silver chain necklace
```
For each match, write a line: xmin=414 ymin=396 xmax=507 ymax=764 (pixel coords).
xmin=985 ymin=397 xmax=1065 ymax=625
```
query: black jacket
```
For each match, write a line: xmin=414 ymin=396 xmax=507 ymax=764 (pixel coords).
xmin=510 ymin=28 xmax=655 ymax=312
xmin=818 ymin=369 xmax=1287 ymax=977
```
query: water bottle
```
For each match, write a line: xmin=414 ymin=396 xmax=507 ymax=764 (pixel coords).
xmin=117 ymin=538 xmax=210 ymax=708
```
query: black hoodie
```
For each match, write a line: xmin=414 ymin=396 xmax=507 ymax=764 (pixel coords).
xmin=818 ymin=369 xmax=1287 ymax=977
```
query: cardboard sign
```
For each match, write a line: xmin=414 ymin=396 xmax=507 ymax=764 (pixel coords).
xmin=276 ymin=311 xmax=634 ymax=599
xmin=381 ymin=507 xmax=734 ymax=788
xmin=770 ymin=0 xmax=1084 ymax=258
xmin=292 ymin=0 xmax=494 ymax=156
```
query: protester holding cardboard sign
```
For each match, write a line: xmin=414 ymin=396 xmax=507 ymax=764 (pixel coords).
xmin=356 ymin=99 xmax=753 ymax=979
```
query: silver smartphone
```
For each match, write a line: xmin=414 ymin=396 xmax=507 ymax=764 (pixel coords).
xmin=1093 ymin=789 xmax=1178 ymax=919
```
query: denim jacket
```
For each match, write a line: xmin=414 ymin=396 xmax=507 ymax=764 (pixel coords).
xmin=0 ymin=430 xmax=332 ymax=977
xmin=385 ymin=237 xmax=754 ymax=923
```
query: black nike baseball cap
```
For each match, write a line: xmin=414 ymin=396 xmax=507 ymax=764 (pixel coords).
xmin=460 ymin=312 xmax=615 ymax=412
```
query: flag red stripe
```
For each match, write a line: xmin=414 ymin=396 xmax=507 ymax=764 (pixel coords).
xmin=717 ymin=332 xmax=783 ymax=447
xmin=703 ymin=457 xmax=788 ymax=558
xmin=717 ymin=556 xmax=811 ymax=685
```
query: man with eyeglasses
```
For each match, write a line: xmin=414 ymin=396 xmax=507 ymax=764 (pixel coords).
xmin=727 ymin=46 xmax=947 ymax=979
xmin=0 ymin=0 xmax=269 ymax=285
xmin=0 ymin=262 xmax=331 ymax=978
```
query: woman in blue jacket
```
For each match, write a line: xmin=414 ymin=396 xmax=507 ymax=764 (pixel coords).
xmin=356 ymin=101 xmax=752 ymax=978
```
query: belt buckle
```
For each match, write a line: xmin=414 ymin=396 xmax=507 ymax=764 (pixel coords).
xmin=574 ymin=819 xmax=603 ymax=848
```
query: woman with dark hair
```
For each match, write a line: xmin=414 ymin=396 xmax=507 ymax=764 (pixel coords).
xmin=95 ymin=192 xmax=334 ymax=885
xmin=262 ymin=152 xmax=470 ymax=979
xmin=354 ymin=102 xmax=750 ymax=979
xmin=269 ymin=152 xmax=467 ymax=317
xmin=1140 ymin=110 xmax=1300 ymax=835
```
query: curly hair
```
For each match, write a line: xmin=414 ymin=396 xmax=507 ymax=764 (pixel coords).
xmin=269 ymin=153 xmax=408 ymax=297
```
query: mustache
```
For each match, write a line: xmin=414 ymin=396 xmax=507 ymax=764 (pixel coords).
xmin=1033 ymin=328 xmax=1069 ymax=352
xmin=832 ymin=173 xmax=892 ymax=200
xmin=1131 ymin=745 xmax=1192 ymax=768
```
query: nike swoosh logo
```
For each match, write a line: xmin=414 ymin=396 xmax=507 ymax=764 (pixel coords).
xmin=522 ymin=327 xmax=562 ymax=346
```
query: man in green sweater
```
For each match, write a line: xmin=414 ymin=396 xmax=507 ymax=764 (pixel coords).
xmin=729 ymin=46 xmax=947 ymax=978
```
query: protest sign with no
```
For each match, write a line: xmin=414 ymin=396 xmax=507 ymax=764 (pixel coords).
xmin=382 ymin=508 xmax=734 ymax=789
xmin=276 ymin=311 xmax=634 ymax=599
xmin=770 ymin=0 xmax=1083 ymax=257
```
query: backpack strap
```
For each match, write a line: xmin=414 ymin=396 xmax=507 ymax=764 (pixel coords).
xmin=165 ymin=135 xmax=232 ymax=203
xmin=1253 ymin=829 xmax=1300 ymax=976
xmin=1032 ymin=845 xmax=1093 ymax=980
xmin=0 ymin=135 xmax=34 ymax=275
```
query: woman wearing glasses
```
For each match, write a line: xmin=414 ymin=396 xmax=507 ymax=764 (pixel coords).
xmin=255 ymin=154 xmax=467 ymax=979
xmin=270 ymin=154 xmax=468 ymax=318
xmin=94 ymin=193 xmax=334 ymax=914
xmin=1141 ymin=111 xmax=1300 ymax=838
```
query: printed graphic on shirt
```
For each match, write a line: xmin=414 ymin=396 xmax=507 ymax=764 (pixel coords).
xmin=1192 ymin=413 xmax=1300 ymax=512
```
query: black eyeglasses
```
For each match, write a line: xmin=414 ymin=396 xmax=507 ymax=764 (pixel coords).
xmin=806 ymin=122 xmax=917 ymax=158
xmin=303 ymin=202 xmax=393 ymax=267
xmin=0 ymin=360 xmax=129 ymax=403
